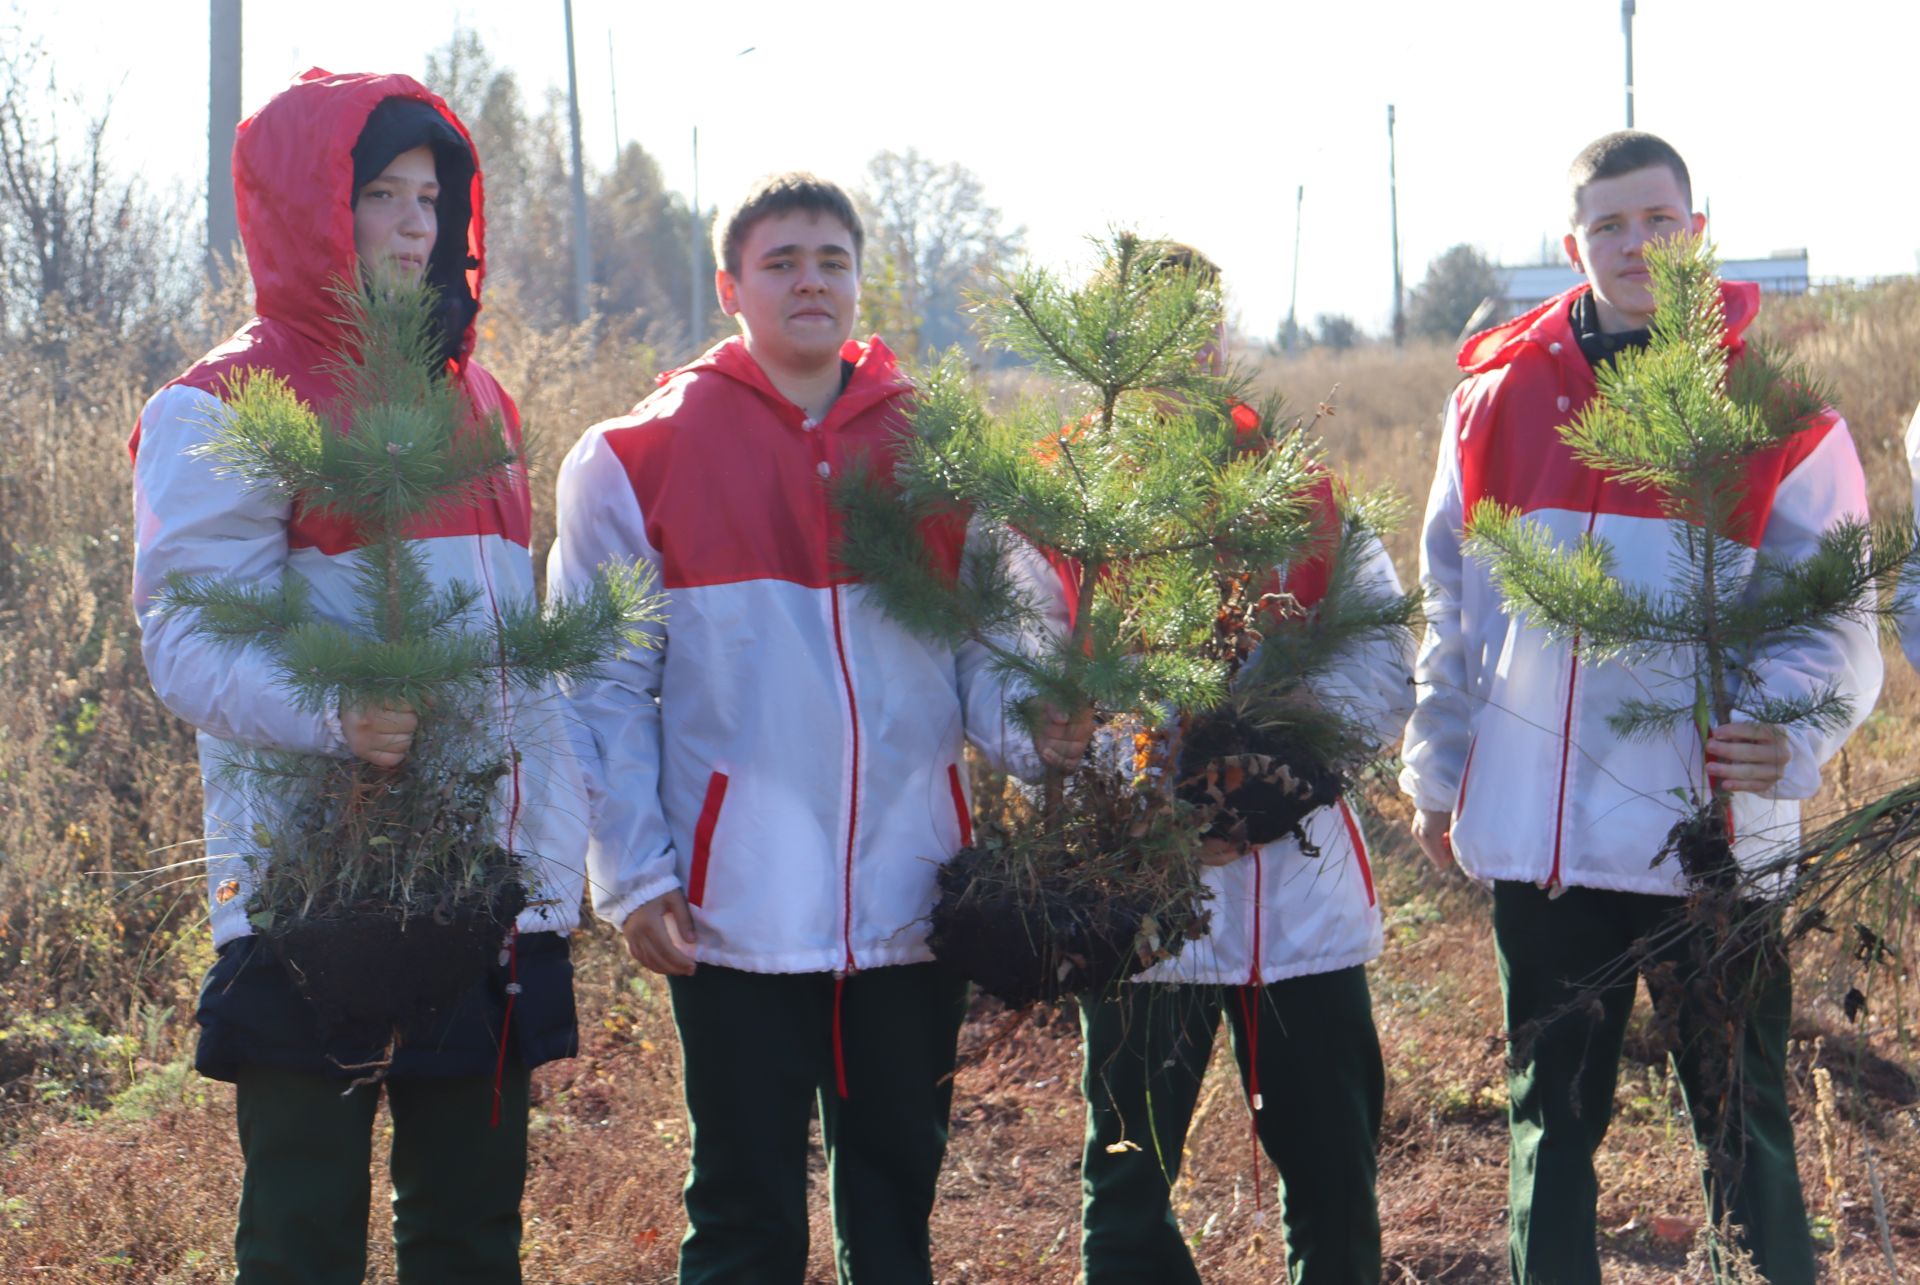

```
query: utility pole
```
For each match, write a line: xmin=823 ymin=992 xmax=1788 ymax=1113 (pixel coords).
xmin=686 ymin=48 xmax=755 ymax=351
xmin=608 ymin=30 xmax=621 ymax=164
xmin=1623 ymin=0 xmax=1636 ymax=127
xmin=1388 ymin=104 xmax=1405 ymax=347
xmin=563 ymin=0 xmax=592 ymax=324
xmin=1285 ymin=184 xmax=1304 ymax=351
xmin=207 ymin=0 xmax=242 ymax=281
xmin=688 ymin=127 xmax=702 ymax=350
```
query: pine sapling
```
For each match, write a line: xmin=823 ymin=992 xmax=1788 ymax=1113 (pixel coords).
xmin=1462 ymin=233 xmax=1911 ymax=1211
xmin=833 ymin=232 xmax=1329 ymax=1004
xmin=1464 ymin=234 xmax=1900 ymax=882
xmin=1179 ymin=478 xmax=1423 ymax=853
xmin=158 ymin=277 xmax=660 ymax=1041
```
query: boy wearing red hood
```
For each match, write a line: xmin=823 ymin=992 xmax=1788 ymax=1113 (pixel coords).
xmin=131 ymin=70 xmax=588 ymax=1283
xmin=1398 ymin=131 xmax=1879 ymax=1283
xmin=550 ymin=173 xmax=1088 ymax=1283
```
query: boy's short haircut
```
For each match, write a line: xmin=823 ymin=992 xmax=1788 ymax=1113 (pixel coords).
xmin=714 ymin=172 xmax=865 ymax=277
xmin=1567 ymin=130 xmax=1692 ymax=223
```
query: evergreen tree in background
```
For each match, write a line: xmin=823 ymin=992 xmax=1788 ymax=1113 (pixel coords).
xmin=157 ymin=278 xmax=658 ymax=1038
xmin=834 ymin=232 xmax=1331 ymax=1004
xmin=1407 ymin=243 xmax=1498 ymax=342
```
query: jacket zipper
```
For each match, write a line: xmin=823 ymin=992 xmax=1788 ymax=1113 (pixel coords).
xmin=1548 ymin=507 xmax=1601 ymax=889
xmin=830 ymin=582 xmax=860 ymax=972
xmin=814 ymin=410 xmax=861 ymax=1100
xmin=808 ymin=415 xmax=861 ymax=976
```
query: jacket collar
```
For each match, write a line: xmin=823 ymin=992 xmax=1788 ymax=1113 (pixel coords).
xmin=1456 ymin=279 xmax=1761 ymax=377
xmin=662 ymin=334 xmax=912 ymax=425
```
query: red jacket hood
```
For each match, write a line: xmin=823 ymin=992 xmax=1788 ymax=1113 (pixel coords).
xmin=132 ymin=70 xmax=493 ymax=464
xmin=653 ymin=334 xmax=913 ymax=424
xmin=234 ymin=67 xmax=487 ymax=364
xmin=1456 ymin=279 xmax=1761 ymax=376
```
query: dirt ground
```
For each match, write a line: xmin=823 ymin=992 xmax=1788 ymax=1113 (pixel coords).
xmin=6 ymin=819 xmax=1917 ymax=1284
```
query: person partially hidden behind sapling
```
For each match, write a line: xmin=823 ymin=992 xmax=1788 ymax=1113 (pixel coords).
xmin=131 ymin=70 xmax=592 ymax=1284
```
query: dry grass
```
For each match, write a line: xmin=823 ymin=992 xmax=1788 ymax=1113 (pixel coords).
xmin=3 ymin=284 xmax=1918 ymax=1281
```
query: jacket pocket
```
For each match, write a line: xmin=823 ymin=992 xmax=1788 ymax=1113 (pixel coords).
xmin=686 ymin=770 xmax=730 ymax=908
xmin=947 ymin=763 xmax=974 ymax=847
xmin=1336 ymin=798 xmax=1376 ymax=907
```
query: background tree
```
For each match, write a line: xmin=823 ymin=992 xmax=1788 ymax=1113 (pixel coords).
xmin=590 ymin=142 xmax=699 ymax=345
xmin=855 ymin=148 xmax=1022 ymax=357
xmin=1314 ymin=312 xmax=1362 ymax=352
xmin=1407 ymin=243 xmax=1498 ymax=342
xmin=427 ymin=31 xmax=697 ymax=347
xmin=1272 ymin=315 xmax=1308 ymax=354
xmin=0 ymin=30 xmax=195 ymax=362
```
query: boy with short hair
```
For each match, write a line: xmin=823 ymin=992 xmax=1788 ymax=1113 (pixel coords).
xmin=550 ymin=172 xmax=1087 ymax=1284
xmin=1399 ymin=130 xmax=1880 ymax=1283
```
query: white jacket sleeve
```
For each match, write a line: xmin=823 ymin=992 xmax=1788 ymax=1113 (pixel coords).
xmin=548 ymin=428 xmax=682 ymax=927
xmin=1398 ymin=389 xmax=1471 ymax=812
xmin=1899 ymin=402 xmax=1920 ymax=672
xmin=957 ymin=521 xmax=1053 ymax=783
xmin=132 ymin=385 xmax=346 ymax=755
xmin=1733 ymin=417 xmax=1883 ymax=800
xmin=1315 ymin=532 xmax=1418 ymax=756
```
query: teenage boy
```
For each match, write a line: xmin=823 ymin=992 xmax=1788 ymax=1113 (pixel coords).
xmin=1399 ymin=130 xmax=1881 ymax=1284
xmin=1072 ymin=245 xmax=1412 ymax=1285
xmin=131 ymin=71 xmax=587 ymax=1284
xmin=550 ymin=172 xmax=1088 ymax=1285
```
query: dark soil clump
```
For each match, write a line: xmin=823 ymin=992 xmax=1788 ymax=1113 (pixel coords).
xmin=1176 ymin=707 xmax=1343 ymax=849
xmin=1659 ymin=807 xmax=1737 ymax=888
xmin=271 ymin=878 xmax=525 ymax=1042
xmin=928 ymin=846 xmax=1184 ymax=1008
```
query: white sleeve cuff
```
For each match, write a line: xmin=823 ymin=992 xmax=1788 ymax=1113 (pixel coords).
xmin=595 ymin=871 xmax=683 ymax=931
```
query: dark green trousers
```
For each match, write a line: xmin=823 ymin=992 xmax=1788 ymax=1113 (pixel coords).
xmin=667 ymin=962 xmax=968 ymax=1285
xmin=233 ymin=1064 xmax=530 ymax=1284
xmin=1078 ymin=966 xmax=1385 ymax=1285
xmin=1494 ymin=881 xmax=1815 ymax=1285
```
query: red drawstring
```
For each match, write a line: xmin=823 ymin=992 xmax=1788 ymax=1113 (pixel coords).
xmin=490 ymin=925 xmax=520 ymax=1128
xmin=1235 ymin=983 xmax=1264 ymax=1222
xmin=1238 ymin=983 xmax=1264 ymax=1112
xmin=831 ymin=973 xmax=850 ymax=1099
xmin=1238 ymin=851 xmax=1266 ymax=1222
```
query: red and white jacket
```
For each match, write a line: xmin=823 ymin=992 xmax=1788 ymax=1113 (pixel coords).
xmin=1399 ymin=283 xmax=1882 ymax=892
xmin=1148 ymin=523 xmax=1411 ymax=986
xmin=1032 ymin=475 xmax=1414 ymax=985
xmin=549 ymin=336 xmax=1039 ymax=974
xmin=131 ymin=70 xmax=592 ymax=948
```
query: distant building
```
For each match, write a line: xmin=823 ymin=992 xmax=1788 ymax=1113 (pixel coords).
xmin=1463 ymin=249 xmax=1810 ymax=336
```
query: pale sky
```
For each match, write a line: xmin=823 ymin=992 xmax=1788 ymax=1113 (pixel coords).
xmin=24 ymin=0 xmax=1920 ymax=340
